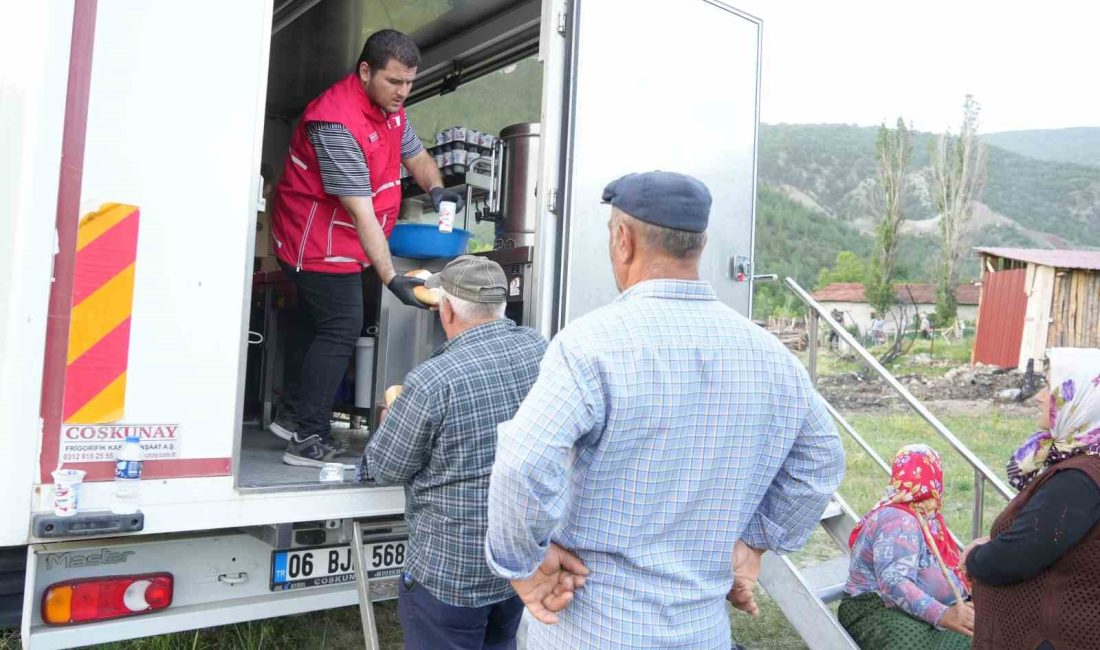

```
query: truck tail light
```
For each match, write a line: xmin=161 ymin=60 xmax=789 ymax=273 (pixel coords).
xmin=42 ymin=573 xmax=173 ymax=625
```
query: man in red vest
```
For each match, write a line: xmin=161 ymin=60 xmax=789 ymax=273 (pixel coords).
xmin=270 ymin=29 xmax=463 ymax=467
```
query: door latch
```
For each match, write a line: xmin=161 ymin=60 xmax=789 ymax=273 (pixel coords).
xmin=729 ymin=256 xmax=752 ymax=282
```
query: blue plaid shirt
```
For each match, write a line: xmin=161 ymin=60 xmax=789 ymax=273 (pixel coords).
xmin=486 ymin=280 xmax=845 ymax=649
xmin=359 ymin=318 xmax=547 ymax=607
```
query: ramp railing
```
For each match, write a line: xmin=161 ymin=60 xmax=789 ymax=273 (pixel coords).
xmin=784 ymin=277 xmax=1014 ymax=539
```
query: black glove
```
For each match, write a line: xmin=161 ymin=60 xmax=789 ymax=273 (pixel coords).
xmin=430 ymin=186 xmax=465 ymax=214
xmin=387 ymin=274 xmax=427 ymax=309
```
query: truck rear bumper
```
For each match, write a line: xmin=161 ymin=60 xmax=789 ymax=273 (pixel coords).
xmin=22 ymin=519 xmax=404 ymax=649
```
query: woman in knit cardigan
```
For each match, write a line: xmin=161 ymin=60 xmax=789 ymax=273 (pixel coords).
xmin=965 ymin=348 xmax=1100 ymax=650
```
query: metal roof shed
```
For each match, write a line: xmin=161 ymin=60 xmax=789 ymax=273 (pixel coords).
xmin=973 ymin=247 xmax=1100 ymax=369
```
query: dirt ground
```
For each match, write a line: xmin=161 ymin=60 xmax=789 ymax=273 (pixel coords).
xmin=816 ymin=361 xmax=1043 ymax=414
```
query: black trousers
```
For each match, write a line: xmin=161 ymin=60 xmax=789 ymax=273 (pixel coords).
xmin=279 ymin=261 xmax=363 ymax=439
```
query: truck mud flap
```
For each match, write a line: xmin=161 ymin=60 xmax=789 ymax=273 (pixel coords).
xmin=0 ymin=546 xmax=26 ymax=629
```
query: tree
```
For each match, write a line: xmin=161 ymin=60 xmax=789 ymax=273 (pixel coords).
xmin=865 ymin=118 xmax=912 ymax=315
xmin=931 ymin=95 xmax=986 ymax=325
xmin=816 ymin=251 xmax=869 ymax=289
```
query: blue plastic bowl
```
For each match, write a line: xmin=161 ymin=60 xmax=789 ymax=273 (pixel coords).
xmin=387 ymin=223 xmax=472 ymax=260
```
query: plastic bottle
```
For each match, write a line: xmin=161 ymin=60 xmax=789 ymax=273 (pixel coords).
xmin=111 ymin=436 xmax=144 ymax=514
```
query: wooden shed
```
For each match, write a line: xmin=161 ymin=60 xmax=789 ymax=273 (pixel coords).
xmin=973 ymin=247 xmax=1100 ymax=369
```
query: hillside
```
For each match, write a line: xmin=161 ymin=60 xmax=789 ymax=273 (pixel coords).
xmin=752 ymin=187 xmax=946 ymax=318
xmin=985 ymin=127 xmax=1100 ymax=169
xmin=758 ymin=123 xmax=1100 ymax=247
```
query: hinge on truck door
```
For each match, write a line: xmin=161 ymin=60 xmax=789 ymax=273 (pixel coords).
xmin=256 ymin=173 xmax=267 ymax=212
xmin=556 ymin=8 xmax=567 ymax=36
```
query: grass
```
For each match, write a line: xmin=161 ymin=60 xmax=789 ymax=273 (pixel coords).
xmin=729 ymin=405 xmax=1032 ymax=647
xmin=803 ymin=336 xmax=975 ymax=379
xmin=96 ymin=603 xmax=398 ymax=650
xmin=6 ymin=402 xmax=1032 ymax=649
xmin=0 ymin=630 xmax=18 ymax=650
xmin=842 ymin=410 xmax=1027 ymax=538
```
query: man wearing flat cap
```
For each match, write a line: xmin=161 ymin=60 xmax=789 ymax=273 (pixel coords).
xmin=486 ymin=171 xmax=844 ymax=649
xmin=358 ymin=255 xmax=547 ymax=649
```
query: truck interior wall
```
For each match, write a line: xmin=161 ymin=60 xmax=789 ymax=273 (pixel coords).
xmin=242 ymin=2 xmax=547 ymax=494
xmin=261 ymin=117 xmax=293 ymax=186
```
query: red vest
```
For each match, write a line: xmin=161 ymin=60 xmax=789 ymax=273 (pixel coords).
xmin=271 ymin=74 xmax=405 ymax=273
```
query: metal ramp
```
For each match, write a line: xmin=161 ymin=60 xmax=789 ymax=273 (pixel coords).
xmin=351 ymin=520 xmax=405 ymax=650
xmin=758 ymin=278 xmax=1018 ymax=650
xmin=759 ymin=497 xmax=860 ymax=649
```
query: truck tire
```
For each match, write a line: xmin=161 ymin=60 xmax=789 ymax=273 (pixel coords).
xmin=0 ymin=546 xmax=25 ymax=629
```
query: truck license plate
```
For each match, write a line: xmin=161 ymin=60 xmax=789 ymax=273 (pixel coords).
xmin=270 ymin=539 xmax=406 ymax=591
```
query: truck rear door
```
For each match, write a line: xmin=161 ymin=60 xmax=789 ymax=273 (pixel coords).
xmin=553 ymin=0 xmax=761 ymax=325
xmin=35 ymin=0 xmax=272 ymax=520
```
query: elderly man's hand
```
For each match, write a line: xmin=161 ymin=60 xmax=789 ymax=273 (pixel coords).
xmin=727 ymin=540 xmax=765 ymax=617
xmin=510 ymin=542 xmax=590 ymax=625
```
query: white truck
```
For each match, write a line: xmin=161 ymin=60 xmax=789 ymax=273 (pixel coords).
xmin=1 ymin=1 xmax=761 ymax=647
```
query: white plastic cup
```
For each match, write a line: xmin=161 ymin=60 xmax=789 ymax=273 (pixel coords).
xmin=319 ymin=463 xmax=345 ymax=483
xmin=52 ymin=469 xmax=86 ymax=517
xmin=438 ymin=200 xmax=456 ymax=233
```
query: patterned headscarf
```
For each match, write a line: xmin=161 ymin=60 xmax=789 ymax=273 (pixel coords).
xmin=849 ymin=444 xmax=964 ymax=582
xmin=1007 ymin=348 xmax=1100 ymax=491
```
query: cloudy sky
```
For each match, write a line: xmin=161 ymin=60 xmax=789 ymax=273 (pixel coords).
xmin=730 ymin=0 xmax=1100 ymax=133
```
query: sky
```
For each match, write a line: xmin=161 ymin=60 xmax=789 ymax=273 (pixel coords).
xmin=730 ymin=0 xmax=1100 ymax=133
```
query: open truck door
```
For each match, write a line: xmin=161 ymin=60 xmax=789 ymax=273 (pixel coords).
xmin=32 ymin=0 xmax=273 ymax=509
xmin=541 ymin=0 xmax=761 ymax=330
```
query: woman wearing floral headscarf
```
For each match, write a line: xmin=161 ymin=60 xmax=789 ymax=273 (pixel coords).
xmin=966 ymin=348 xmax=1100 ymax=650
xmin=839 ymin=444 xmax=973 ymax=649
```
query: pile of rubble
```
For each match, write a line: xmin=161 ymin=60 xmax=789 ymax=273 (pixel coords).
xmin=816 ymin=361 xmax=1043 ymax=411
xmin=917 ymin=363 xmax=1041 ymax=403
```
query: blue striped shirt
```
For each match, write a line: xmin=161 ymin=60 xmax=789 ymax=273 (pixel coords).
xmin=486 ymin=279 xmax=845 ymax=649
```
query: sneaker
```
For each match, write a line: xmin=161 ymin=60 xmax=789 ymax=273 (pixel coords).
xmin=269 ymin=417 xmax=298 ymax=441
xmin=282 ymin=434 xmax=357 ymax=469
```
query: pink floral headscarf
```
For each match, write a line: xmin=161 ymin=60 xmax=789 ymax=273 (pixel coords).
xmin=1007 ymin=348 xmax=1100 ymax=491
xmin=849 ymin=444 xmax=965 ymax=585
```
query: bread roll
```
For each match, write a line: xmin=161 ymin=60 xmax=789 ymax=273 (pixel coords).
xmin=404 ymin=269 xmax=439 ymax=306
xmin=384 ymin=385 xmax=403 ymax=407
xmin=413 ymin=285 xmax=441 ymax=306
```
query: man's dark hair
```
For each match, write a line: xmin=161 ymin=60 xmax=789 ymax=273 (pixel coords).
xmin=358 ymin=29 xmax=420 ymax=73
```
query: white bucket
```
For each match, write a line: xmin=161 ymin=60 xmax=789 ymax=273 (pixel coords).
xmin=355 ymin=337 xmax=375 ymax=408
xmin=52 ymin=469 xmax=86 ymax=517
